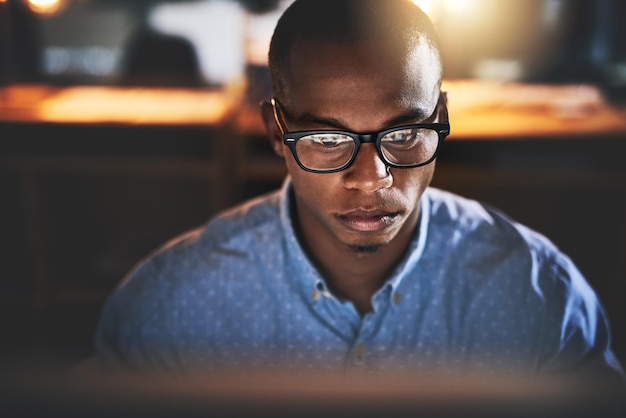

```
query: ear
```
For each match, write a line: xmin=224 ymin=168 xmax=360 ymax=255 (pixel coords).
xmin=260 ymin=100 xmax=286 ymax=158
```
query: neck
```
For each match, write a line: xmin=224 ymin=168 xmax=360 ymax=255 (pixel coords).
xmin=318 ymin=245 xmax=406 ymax=316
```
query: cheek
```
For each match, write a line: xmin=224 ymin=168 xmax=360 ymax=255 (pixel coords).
xmin=283 ymin=150 xmax=309 ymax=185
xmin=420 ymin=163 xmax=436 ymax=187
xmin=287 ymin=164 xmax=343 ymax=205
xmin=393 ymin=164 xmax=435 ymax=197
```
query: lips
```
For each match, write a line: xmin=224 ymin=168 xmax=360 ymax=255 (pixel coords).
xmin=336 ymin=210 xmax=400 ymax=232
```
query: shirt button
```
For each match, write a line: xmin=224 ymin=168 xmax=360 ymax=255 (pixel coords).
xmin=312 ymin=289 xmax=321 ymax=301
xmin=393 ymin=292 xmax=402 ymax=305
xmin=355 ymin=344 xmax=367 ymax=359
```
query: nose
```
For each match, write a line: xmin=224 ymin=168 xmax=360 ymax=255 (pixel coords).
xmin=343 ymin=144 xmax=393 ymax=192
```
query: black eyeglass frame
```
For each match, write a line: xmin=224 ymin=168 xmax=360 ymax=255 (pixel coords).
xmin=271 ymin=94 xmax=451 ymax=174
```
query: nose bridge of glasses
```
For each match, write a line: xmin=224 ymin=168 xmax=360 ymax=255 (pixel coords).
xmin=351 ymin=139 xmax=388 ymax=172
xmin=355 ymin=133 xmax=389 ymax=167
xmin=356 ymin=133 xmax=378 ymax=144
xmin=343 ymin=141 xmax=391 ymax=191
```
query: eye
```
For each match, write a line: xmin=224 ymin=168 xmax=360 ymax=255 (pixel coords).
xmin=307 ymin=134 xmax=353 ymax=148
xmin=383 ymin=130 xmax=422 ymax=148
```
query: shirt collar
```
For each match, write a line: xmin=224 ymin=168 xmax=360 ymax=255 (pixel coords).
xmin=385 ymin=189 xmax=430 ymax=292
xmin=278 ymin=177 xmax=324 ymax=289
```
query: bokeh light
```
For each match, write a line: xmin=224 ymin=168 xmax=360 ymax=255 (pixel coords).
xmin=26 ymin=0 xmax=66 ymax=15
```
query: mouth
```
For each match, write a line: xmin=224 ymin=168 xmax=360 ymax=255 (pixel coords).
xmin=336 ymin=210 xmax=400 ymax=232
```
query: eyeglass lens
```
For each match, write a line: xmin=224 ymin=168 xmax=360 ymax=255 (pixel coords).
xmin=294 ymin=128 xmax=439 ymax=171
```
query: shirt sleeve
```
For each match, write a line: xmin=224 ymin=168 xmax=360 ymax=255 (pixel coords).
xmin=94 ymin=260 xmax=186 ymax=376
xmin=536 ymin=251 xmax=625 ymax=385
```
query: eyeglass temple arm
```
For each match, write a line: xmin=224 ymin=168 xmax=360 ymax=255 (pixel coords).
xmin=439 ymin=91 xmax=449 ymax=124
xmin=270 ymin=98 xmax=285 ymax=135
xmin=437 ymin=91 xmax=450 ymax=123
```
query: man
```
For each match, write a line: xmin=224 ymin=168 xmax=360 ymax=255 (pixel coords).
xmin=95 ymin=0 xmax=623 ymax=382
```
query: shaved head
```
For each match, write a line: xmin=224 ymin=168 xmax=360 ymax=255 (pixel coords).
xmin=268 ymin=0 xmax=443 ymax=102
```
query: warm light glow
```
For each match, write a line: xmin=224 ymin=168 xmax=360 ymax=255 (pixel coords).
xmin=411 ymin=0 xmax=433 ymax=14
xmin=412 ymin=0 xmax=473 ymax=20
xmin=36 ymin=87 xmax=236 ymax=125
xmin=26 ymin=0 xmax=65 ymax=15
xmin=444 ymin=0 xmax=471 ymax=13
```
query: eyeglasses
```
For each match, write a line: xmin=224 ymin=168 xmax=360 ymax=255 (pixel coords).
xmin=271 ymin=95 xmax=450 ymax=174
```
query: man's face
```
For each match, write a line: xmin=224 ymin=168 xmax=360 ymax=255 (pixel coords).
xmin=265 ymin=38 xmax=443 ymax=254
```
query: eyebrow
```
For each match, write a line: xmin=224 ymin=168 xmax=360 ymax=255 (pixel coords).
xmin=290 ymin=108 xmax=432 ymax=132
xmin=385 ymin=108 xmax=433 ymax=127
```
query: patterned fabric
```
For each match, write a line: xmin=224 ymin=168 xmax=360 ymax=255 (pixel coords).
xmin=95 ymin=178 xmax=623 ymax=380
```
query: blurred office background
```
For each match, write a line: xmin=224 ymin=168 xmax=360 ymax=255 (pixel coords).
xmin=0 ymin=0 xmax=625 ymax=373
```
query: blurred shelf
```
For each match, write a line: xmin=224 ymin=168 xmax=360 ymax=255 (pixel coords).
xmin=3 ymin=81 xmax=625 ymax=138
xmin=440 ymin=80 xmax=626 ymax=139
xmin=0 ymin=84 xmax=239 ymax=126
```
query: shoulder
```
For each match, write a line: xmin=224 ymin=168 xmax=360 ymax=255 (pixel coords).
xmin=95 ymin=194 xmax=281 ymax=322
xmin=423 ymin=188 xmax=622 ymax=377
xmin=422 ymin=187 xmax=599 ymax=336
xmin=129 ymin=189 xmax=283 ymax=282
xmin=425 ymin=187 xmax=582 ymax=259
xmin=423 ymin=187 xmax=557 ymax=256
xmin=94 ymin=190 xmax=286 ymax=369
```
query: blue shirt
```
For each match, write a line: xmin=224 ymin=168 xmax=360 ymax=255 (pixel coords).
xmin=95 ymin=179 xmax=623 ymax=380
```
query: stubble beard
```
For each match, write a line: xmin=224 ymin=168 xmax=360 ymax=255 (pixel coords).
xmin=347 ymin=242 xmax=386 ymax=254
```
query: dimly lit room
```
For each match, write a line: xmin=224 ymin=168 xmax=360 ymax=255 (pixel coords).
xmin=1 ymin=0 xmax=625 ymax=416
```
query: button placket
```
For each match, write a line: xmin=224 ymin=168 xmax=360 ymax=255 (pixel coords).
xmin=344 ymin=341 xmax=368 ymax=368
xmin=347 ymin=313 xmax=377 ymax=367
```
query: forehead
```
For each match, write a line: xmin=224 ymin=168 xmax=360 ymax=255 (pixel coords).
xmin=281 ymin=38 xmax=441 ymax=127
